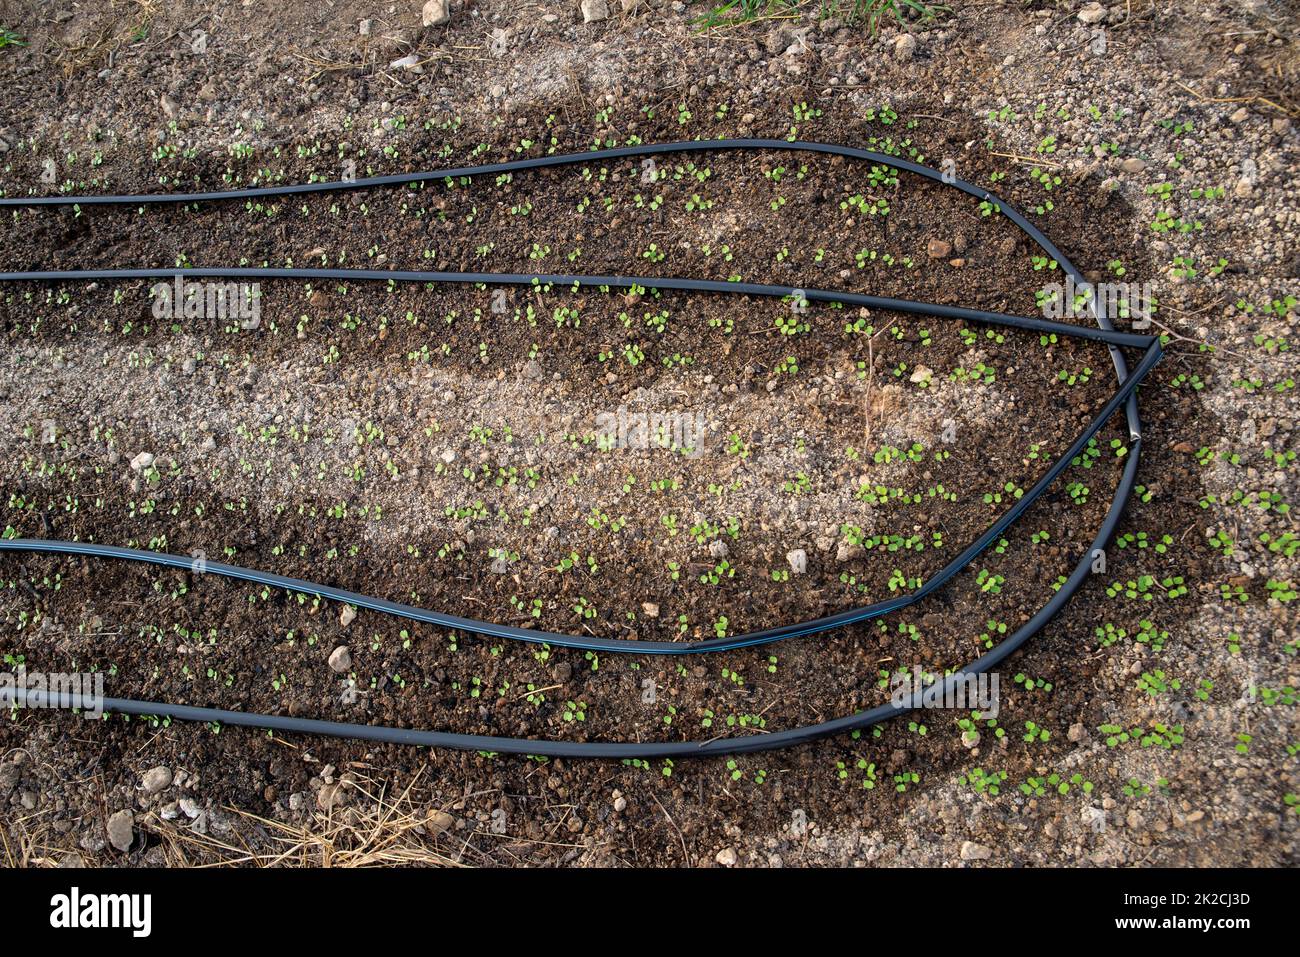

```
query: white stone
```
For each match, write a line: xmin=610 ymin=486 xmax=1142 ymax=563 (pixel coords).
xmin=106 ymin=810 xmax=134 ymax=852
xmin=141 ymin=766 xmax=173 ymax=794
xmin=582 ymin=0 xmax=610 ymax=23
xmin=1077 ymin=3 xmax=1107 ymax=25
xmin=328 ymin=645 xmax=352 ymax=673
xmin=422 ymin=0 xmax=451 ymax=27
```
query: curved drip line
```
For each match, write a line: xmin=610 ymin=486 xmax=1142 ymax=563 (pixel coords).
xmin=0 ymin=139 xmax=1161 ymax=756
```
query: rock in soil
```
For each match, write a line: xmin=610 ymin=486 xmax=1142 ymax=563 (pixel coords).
xmin=422 ymin=0 xmax=451 ymax=27
xmin=582 ymin=0 xmax=610 ymax=22
xmin=106 ymin=810 xmax=135 ymax=852
xmin=1077 ymin=2 xmax=1107 ymax=25
xmin=141 ymin=766 xmax=173 ymax=795
xmin=328 ymin=645 xmax=353 ymax=673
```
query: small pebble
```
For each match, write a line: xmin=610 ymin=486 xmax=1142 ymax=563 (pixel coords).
xmin=106 ymin=810 xmax=135 ymax=852
xmin=141 ymin=766 xmax=173 ymax=795
xmin=421 ymin=0 xmax=451 ymax=27
xmin=581 ymin=0 xmax=610 ymax=23
xmin=328 ymin=645 xmax=352 ymax=673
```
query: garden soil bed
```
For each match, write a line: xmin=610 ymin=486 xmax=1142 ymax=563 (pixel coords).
xmin=0 ymin=0 xmax=1293 ymax=867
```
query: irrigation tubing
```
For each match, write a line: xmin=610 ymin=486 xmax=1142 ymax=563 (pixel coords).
xmin=0 ymin=336 xmax=1157 ymax=656
xmin=0 ymin=139 xmax=1162 ymax=757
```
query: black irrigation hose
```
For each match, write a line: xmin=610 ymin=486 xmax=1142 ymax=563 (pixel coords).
xmin=0 ymin=139 xmax=1162 ymax=757
xmin=0 ymin=326 xmax=1154 ymax=657
xmin=0 ymin=267 xmax=1154 ymax=351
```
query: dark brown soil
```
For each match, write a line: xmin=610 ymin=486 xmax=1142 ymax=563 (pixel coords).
xmin=0 ymin=0 xmax=1290 ymax=868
